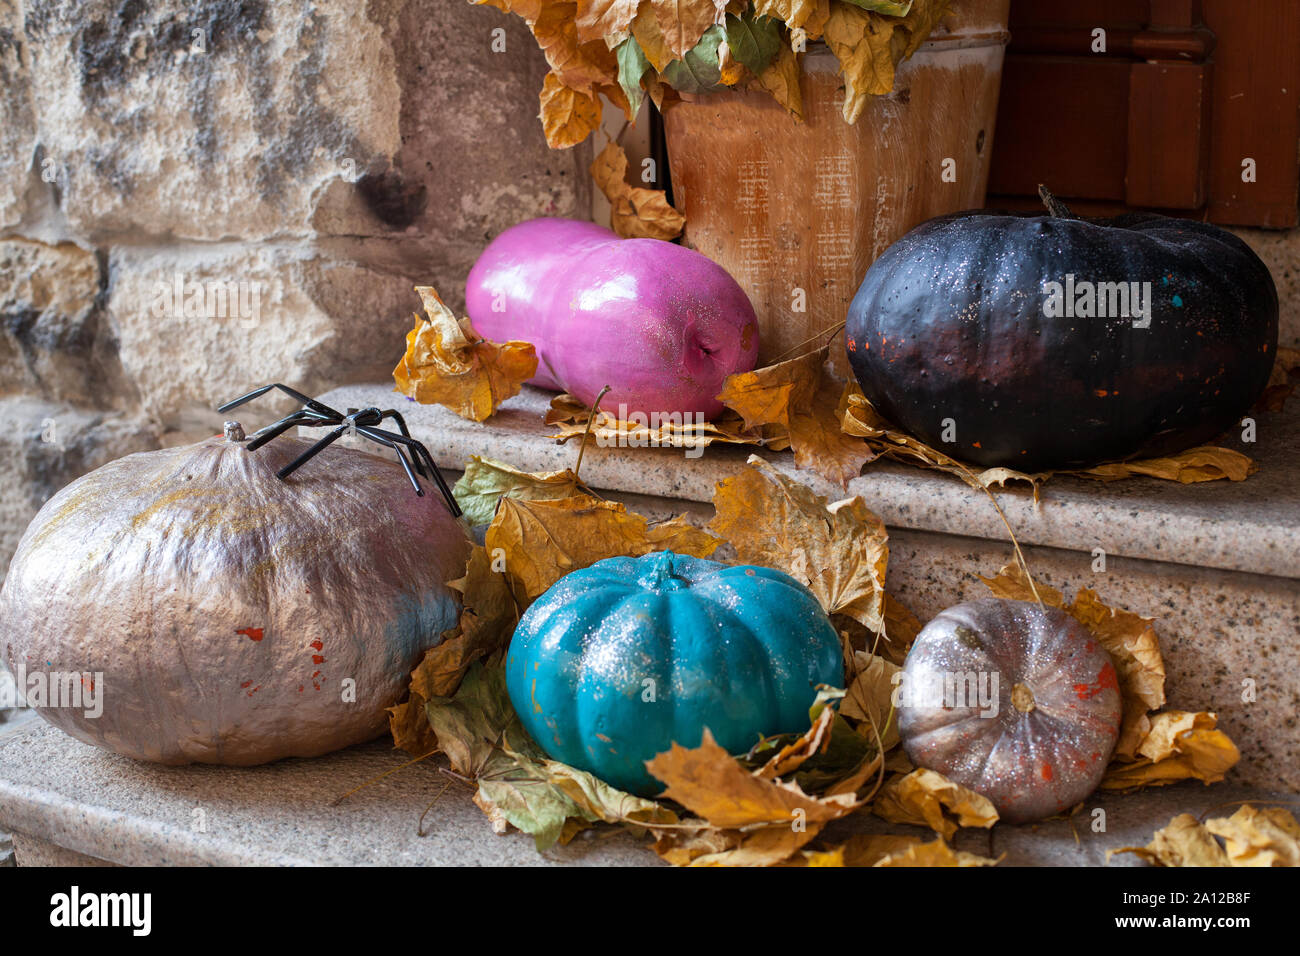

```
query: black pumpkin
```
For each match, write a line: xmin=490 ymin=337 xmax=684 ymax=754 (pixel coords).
xmin=845 ymin=197 xmax=1278 ymax=471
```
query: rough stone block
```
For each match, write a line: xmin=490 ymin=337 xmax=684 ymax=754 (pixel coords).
xmin=0 ymin=395 xmax=158 ymax=576
xmin=0 ymin=238 xmax=137 ymax=407
xmin=0 ymin=0 xmax=36 ymax=230
xmin=106 ymin=244 xmax=430 ymax=432
xmin=21 ymin=0 xmax=590 ymax=254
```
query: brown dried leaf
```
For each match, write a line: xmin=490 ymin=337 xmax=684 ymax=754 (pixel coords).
xmin=590 ymin=140 xmax=686 ymax=240
xmin=453 ymin=456 xmax=594 ymax=527
xmin=810 ymin=833 xmax=998 ymax=867
xmin=574 ymin=0 xmax=640 ymax=42
xmin=387 ymin=693 xmax=439 ymax=756
xmin=650 ymin=0 xmax=726 ymax=58
xmin=547 ymin=391 xmax=773 ymax=450
xmin=823 ymin=2 xmax=898 ymax=122
xmin=645 ymin=728 xmax=859 ymax=865
xmin=841 ymin=650 xmax=901 ymax=750
xmin=719 ymin=348 xmax=874 ymax=486
xmin=1078 ymin=447 xmax=1257 ymax=483
xmin=871 ymin=768 xmax=999 ymax=839
xmin=1205 ymin=805 xmax=1300 ymax=867
xmin=1257 ymin=345 xmax=1300 ymax=412
xmin=630 ymin=0 xmax=676 ymax=69
xmin=1067 ymin=588 xmax=1166 ymax=757
xmin=538 ymin=70 xmax=603 ymax=148
xmin=532 ymin=2 xmax=622 ymax=91
xmin=709 ymin=456 xmax=890 ymax=631
xmin=1109 ymin=813 xmax=1232 ymax=867
xmin=753 ymin=0 xmax=830 ymax=37
xmin=1101 ymin=711 xmax=1241 ymax=790
xmin=750 ymin=38 xmax=802 ymax=117
xmin=485 ymin=494 xmax=720 ymax=606
xmin=392 ymin=286 xmax=538 ymax=421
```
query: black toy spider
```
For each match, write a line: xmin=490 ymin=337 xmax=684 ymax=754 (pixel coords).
xmin=217 ymin=384 xmax=461 ymax=517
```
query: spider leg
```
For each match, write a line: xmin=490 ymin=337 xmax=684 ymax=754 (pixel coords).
xmin=357 ymin=425 xmax=461 ymax=516
xmin=217 ymin=383 xmax=340 ymax=419
xmin=377 ymin=409 xmax=412 ymax=438
xmin=277 ymin=423 xmax=350 ymax=480
xmin=246 ymin=409 xmax=337 ymax=451
xmin=354 ymin=428 xmax=425 ymax=496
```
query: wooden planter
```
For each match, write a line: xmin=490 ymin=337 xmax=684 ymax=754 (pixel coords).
xmin=662 ymin=0 xmax=1010 ymax=373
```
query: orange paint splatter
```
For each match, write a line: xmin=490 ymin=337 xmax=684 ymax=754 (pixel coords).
xmin=309 ymin=640 xmax=323 ymax=652
xmin=312 ymin=655 xmax=326 ymax=665
xmin=1041 ymin=763 xmax=1054 ymax=782
xmin=972 ymin=441 xmax=982 ymax=449
xmin=1073 ymin=662 xmax=1119 ymax=700
xmin=240 ymin=681 xmax=252 ymax=689
xmin=236 ymin=628 xmax=264 ymax=642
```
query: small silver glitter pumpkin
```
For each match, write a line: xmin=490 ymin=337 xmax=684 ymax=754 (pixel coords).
xmin=897 ymin=598 xmax=1122 ymax=823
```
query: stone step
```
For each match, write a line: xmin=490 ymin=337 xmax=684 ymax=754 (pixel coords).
xmin=0 ymin=719 xmax=1289 ymax=867
xmin=305 ymin=384 xmax=1300 ymax=792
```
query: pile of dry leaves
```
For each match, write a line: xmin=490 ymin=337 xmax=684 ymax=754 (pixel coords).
xmin=380 ymin=453 xmax=1288 ymax=866
xmin=473 ymin=1 xmax=955 ymax=150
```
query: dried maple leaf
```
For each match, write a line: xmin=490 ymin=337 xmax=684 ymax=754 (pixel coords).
xmin=871 ymin=768 xmax=999 ymax=839
xmin=485 ymin=494 xmax=720 ymax=606
xmin=630 ymin=0 xmax=676 ymax=69
xmin=1101 ymin=711 xmax=1241 ymax=790
xmin=532 ymin=1 xmax=623 ymax=90
xmin=590 ymin=140 xmax=686 ymax=240
xmin=392 ymin=286 xmax=537 ymax=421
xmin=646 ymin=728 xmax=859 ymax=865
xmin=710 ymin=456 xmax=889 ymax=631
xmin=453 ymin=456 xmax=594 ymax=527
xmin=823 ymin=1 xmax=898 ymax=121
xmin=754 ymin=0 xmax=830 ymax=37
xmin=719 ymin=347 xmax=874 ymax=486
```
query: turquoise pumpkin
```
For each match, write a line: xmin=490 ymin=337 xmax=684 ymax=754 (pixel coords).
xmin=505 ymin=550 xmax=844 ymax=795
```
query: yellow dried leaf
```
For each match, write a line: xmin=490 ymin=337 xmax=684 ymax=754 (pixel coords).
xmin=574 ymin=0 xmax=640 ymax=42
xmin=1078 ymin=446 xmax=1257 ymax=483
xmin=753 ymin=0 xmax=829 ymax=37
xmin=750 ymin=38 xmax=802 ymax=117
xmin=871 ymin=768 xmax=999 ymax=839
xmin=538 ymin=71 xmax=603 ymax=148
xmin=485 ymin=494 xmax=720 ymax=606
xmin=709 ymin=456 xmax=890 ymax=631
xmin=645 ymin=729 xmax=859 ymax=865
xmin=874 ymin=837 xmax=1000 ymax=867
xmin=824 ymin=2 xmax=898 ymax=122
xmin=547 ymin=392 xmax=774 ymax=450
xmin=841 ymin=651 xmax=901 ymax=750
xmin=1101 ymin=711 xmax=1240 ymax=790
xmin=717 ymin=38 xmax=746 ymax=85
xmin=542 ymin=759 xmax=680 ymax=828
xmin=532 ymin=2 xmax=622 ymax=91
xmin=719 ymin=348 xmax=874 ymax=486
xmin=976 ymin=562 xmax=1065 ymax=607
xmin=590 ymin=140 xmax=686 ymax=240
xmin=453 ymin=456 xmax=594 ymax=527
xmin=630 ymin=0 xmax=676 ymax=69
xmin=1109 ymin=813 xmax=1231 ymax=867
xmin=650 ymin=0 xmax=726 ymax=58
xmin=1205 ymin=805 xmax=1300 ymax=867
xmin=1067 ymin=588 xmax=1166 ymax=757
xmin=392 ymin=286 xmax=538 ymax=422
xmin=815 ymin=833 xmax=998 ymax=867
xmin=754 ymin=703 xmax=837 ymax=779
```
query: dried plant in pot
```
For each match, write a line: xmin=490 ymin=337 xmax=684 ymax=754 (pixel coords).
xmin=0 ymin=398 xmax=472 ymax=766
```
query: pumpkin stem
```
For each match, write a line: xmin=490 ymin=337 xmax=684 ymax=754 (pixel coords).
xmin=223 ymin=421 xmax=246 ymax=442
xmin=1037 ymin=184 xmax=1074 ymax=219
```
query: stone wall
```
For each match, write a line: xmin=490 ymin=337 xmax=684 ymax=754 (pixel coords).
xmin=0 ymin=0 xmax=591 ymax=581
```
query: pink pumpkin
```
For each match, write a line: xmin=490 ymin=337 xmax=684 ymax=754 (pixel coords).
xmin=465 ymin=218 xmax=759 ymax=419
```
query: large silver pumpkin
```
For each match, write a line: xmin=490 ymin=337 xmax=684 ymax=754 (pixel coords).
xmin=897 ymin=598 xmax=1122 ymax=823
xmin=0 ymin=423 xmax=471 ymax=765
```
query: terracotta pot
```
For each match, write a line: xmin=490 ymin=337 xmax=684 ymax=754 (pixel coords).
xmin=662 ymin=0 xmax=1010 ymax=373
